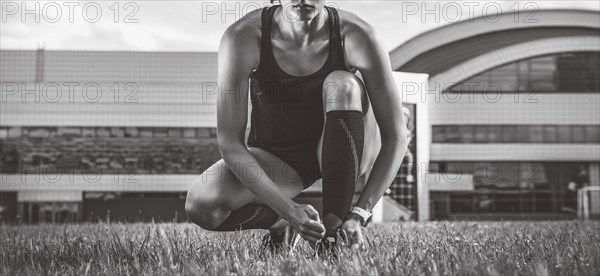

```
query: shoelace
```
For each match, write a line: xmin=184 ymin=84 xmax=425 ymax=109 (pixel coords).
xmin=260 ymin=229 xmax=299 ymax=255
xmin=314 ymin=229 xmax=349 ymax=259
xmin=260 ymin=232 xmax=275 ymax=255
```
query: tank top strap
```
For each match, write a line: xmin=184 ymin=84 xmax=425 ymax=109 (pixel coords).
xmin=258 ymin=5 xmax=279 ymax=69
xmin=325 ymin=6 xmax=347 ymax=69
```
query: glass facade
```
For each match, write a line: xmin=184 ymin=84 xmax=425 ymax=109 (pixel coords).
xmin=19 ymin=202 xmax=81 ymax=223
xmin=432 ymin=125 xmax=600 ymax=144
xmin=0 ymin=126 xmax=220 ymax=175
xmin=448 ymin=52 xmax=600 ymax=93
xmin=430 ymin=162 xmax=593 ymax=219
xmin=82 ymin=192 xmax=187 ymax=223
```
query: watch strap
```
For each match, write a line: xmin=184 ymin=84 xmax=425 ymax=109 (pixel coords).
xmin=350 ymin=207 xmax=372 ymax=226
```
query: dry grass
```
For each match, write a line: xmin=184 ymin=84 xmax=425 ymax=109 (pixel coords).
xmin=1 ymin=221 xmax=599 ymax=275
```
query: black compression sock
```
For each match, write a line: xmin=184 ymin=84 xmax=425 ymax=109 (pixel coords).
xmin=213 ymin=204 xmax=279 ymax=231
xmin=321 ymin=110 xmax=364 ymax=235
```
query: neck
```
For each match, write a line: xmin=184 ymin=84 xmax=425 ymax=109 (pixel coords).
xmin=275 ymin=6 xmax=328 ymax=45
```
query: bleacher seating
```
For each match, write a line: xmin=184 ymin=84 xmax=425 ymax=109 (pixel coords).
xmin=0 ymin=126 xmax=220 ymax=174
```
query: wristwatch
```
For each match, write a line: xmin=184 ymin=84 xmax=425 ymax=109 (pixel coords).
xmin=349 ymin=206 xmax=372 ymax=227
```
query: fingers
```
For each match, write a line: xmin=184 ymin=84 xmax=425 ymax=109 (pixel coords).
xmin=342 ymin=227 xmax=364 ymax=248
xmin=290 ymin=204 xmax=326 ymax=243
xmin=298 ymin=227 xmax=324 ymax=243
xmin=352 ymin=229 xmax=364 ymax=244
xmin=304 ymin=219 xmax=325 ymax=234
xmin=299 ymin=224 xmax=324 ymax=237
xmin=300 ymin=204 xmax=325 ymax=234
xmin=304 ymin=205 xmax=320 ymax=221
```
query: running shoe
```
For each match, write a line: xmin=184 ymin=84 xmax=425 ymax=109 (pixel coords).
xmin=313 ymin=229 xmax=349 ymax=260
xmin=260 ymin=223 xmax=300 ymax=255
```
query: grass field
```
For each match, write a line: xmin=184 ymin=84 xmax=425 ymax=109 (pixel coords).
xmin=1 ymin=221 xmax=599 ymax=275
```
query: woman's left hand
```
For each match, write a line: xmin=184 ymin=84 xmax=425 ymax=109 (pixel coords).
xmin=341 ymin=218 xmax=364 ymax=249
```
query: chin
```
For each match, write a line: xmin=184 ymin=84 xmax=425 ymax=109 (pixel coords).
xmin=297 ymin=10 xmax=318 ymax=21
xmin=298 ymin=15 xmax=314 ymax=21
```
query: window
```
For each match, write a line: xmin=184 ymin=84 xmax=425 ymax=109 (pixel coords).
xmin=197 ymin=128 xmax=211 ymax=138
xmin=82 ymin=128 xmax=96 ymax=137
xmin=460 ymin=126 xmax=474 ymax=143
xmin=516 ymin=126 xmax=530 ymax=143
xmin=447 ymin=52 xmax=600 ymax=93
xmin=544 ymin=126 xmax=558 ymax=143
xmin=11 ymin=126 xmax=222 ymax=174
xmin=529 ymin=126 xmax=544 ymax=143
xmin=558 ymin=126 xmax=571 ymax=143
xmin=445 ymin=162 xmax=471 ymax=174
xmin=125 ymin=127 xmax=138 ymax=137
xmin=428 ymin=162 xmax=441 ymax=173
xmin=432 ymin=126 xmax=445 ymax=143
xmin=183 ymin=128 xmax=196 ymax=138
xmin=97 ymin=128 xmax=110 ymax=138
xmin=110 ymin=127 xmax=124 ymax=138
xmin=210 ymin=128 xmax=218 ymax=138
xmin=445 ymin=126 xmax=460 ymax=143
xmin=168 ymin=128 xmax=182 ymax=138
xmin=502 ymin=126 xmax=516 ymax=143
xmin=58 ymin=127 xmax=81 ymax=137
xmin=140 ymin=128 xmax=153 ymax=138
xmin=586 ymin=126 xmax=600 ymax=144
xmin=27 ymin=127 xmax=56 ymax=137
xmin=8 ymin=127 xmax=21 ymax=138
xmin=474 ymin=126 xmax=488 ymax=143
xmin=432 ymin=125 xmax=599 ymax=144
xmin=488 ymin=126 xmax=502 ymax=143
xmin=154 ymin=128 xmax=168 ymax=138
xmin=571 ymin=126 xmax=586 ymax=143
xmin=557 ymin=53 xmax=600 ymax=92
xmin=432 ymin=162 xmax=589 ymax=217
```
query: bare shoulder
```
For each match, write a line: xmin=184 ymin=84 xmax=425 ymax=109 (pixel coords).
xmin=219 ymin=8 xmax=265 ymax=69
xmin=336 ymin=9 xmax=386 ymax=69
xmin=336 ymin=9 xmax=378 ymax=46
xmin=222 ymin=8 xmax=263 ymax=40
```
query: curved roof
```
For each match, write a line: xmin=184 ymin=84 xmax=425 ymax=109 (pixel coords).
xmin=430 ymin=36 xmax=600 ymax=91
xmin=390 ymin=9 xmax=600 ymax=76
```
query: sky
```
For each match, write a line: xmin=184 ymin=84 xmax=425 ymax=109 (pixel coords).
xmin=1 ymin=1 xmax=599 ymax=52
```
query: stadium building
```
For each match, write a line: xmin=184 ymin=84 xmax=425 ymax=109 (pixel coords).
xmin=1 ymin=8 xmax=599 ymax=222
xmin=392 ymin=8 xmax=600 ymax=220
xmin=0 ymin=50 xmax=220 ymax=222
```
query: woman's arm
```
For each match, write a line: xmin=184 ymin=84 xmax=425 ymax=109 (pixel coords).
xmin=217 ymin=20 xmax=297 ymax=218
xmin=344 ymin=18 xmax=410 ymax=213
xmin=216 ymin=16 xmax=325 ymax=241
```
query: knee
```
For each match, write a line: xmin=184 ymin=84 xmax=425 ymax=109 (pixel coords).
xmin=185 ymin=188 xmax=227 ymax=230
xmin=322 ymin=70 xmax=364 ymax=111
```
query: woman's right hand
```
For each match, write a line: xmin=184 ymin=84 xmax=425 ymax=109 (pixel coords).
xmin=283 ymin=204 xmax=325 ymax=244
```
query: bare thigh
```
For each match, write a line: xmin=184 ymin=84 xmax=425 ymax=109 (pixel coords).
xmin=187 ymin=147 xmax=305 ymax=212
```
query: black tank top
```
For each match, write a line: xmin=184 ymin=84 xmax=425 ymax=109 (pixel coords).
xmin=247 ymin=5 xmax=351 ymax=154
